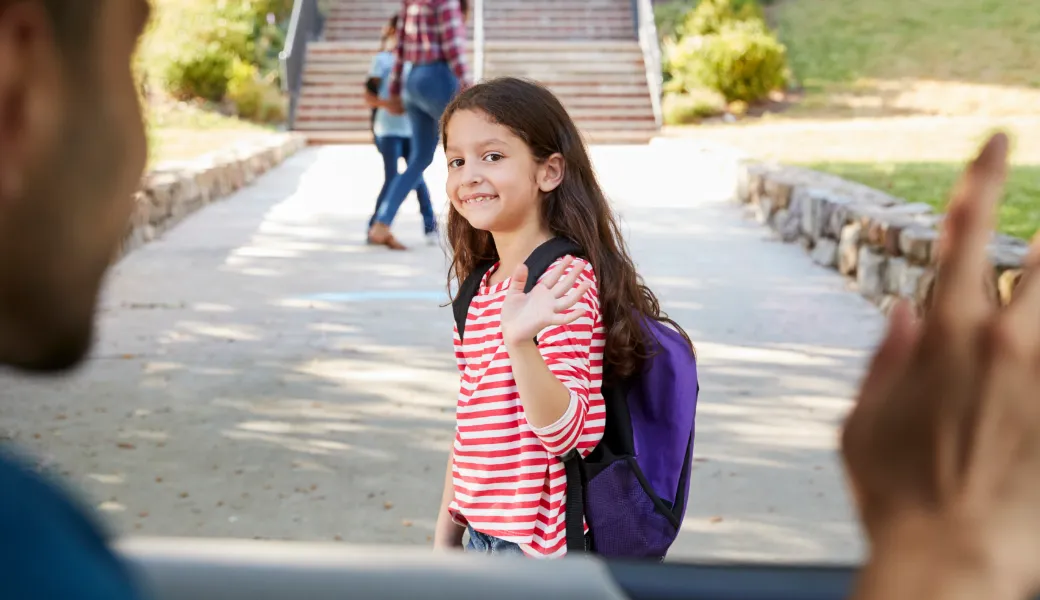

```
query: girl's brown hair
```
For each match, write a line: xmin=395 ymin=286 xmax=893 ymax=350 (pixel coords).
xmin=440 ymin=77 xmax=693 ymax=380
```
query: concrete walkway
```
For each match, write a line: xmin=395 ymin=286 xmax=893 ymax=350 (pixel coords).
xmin=0 ymin=141 xmax=883 ymax=564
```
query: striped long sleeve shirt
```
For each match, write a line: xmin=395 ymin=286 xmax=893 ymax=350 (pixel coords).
xmin=448 ymin=256 xmax=607 ymax=558
xmin=389 ymin=0 xmax=471 ymax=96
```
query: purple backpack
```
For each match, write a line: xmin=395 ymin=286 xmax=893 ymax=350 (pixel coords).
xmin=452 ymin=237 xmax=699 ymax=559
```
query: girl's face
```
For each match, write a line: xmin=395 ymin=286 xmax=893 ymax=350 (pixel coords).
xmin=444 ymin=109 xmax=563 ymax=234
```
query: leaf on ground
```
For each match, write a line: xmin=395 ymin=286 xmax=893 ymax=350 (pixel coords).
xmin=117 ymin=442 xmax=136 ymax=450
xmin=383 ymin=501 xmax=394 ymax=510
xmin=155 ymin=477 xmax=163 ymax=483
xmin=709 ymin=516 xmax=723 ymax=524
xmin=179 ymin=492 xmax=189 ymax=499
xmin=402 ymin=520 xmax=413 ymax=527
xmin=334 ymin=535 xmax=343 ymax=541
xmin=139 ymin=511 xmax=149 ymax=518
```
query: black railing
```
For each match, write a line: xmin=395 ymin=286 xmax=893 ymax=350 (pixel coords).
xmin=279 ymin=0 xmax=324 ymax=128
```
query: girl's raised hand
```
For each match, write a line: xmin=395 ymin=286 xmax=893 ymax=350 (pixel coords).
xmin=499 ymin=256 xmax=593 ymax=347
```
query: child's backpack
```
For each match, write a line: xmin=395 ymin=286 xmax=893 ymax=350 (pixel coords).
xmin=452 ymin=237 xmax=700 ymax=559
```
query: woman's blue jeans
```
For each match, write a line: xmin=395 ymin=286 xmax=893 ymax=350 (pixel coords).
xmin=372 ymin=61 xmax=459 ymax=229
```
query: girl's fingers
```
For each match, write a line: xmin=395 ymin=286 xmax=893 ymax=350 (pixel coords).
xmin=553 ymin=263 xmax=586 ymax=298
xmin=551 ymin=307 xmax=587 ymax=327
xmin=540 ymin=256 xmax=575 ymax=290
xmin=554 ymin=280 xmax=593 ymax=313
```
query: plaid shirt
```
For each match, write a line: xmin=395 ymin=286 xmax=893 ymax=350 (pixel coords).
xmin=389 ymin=0 xmax=470 ymax=96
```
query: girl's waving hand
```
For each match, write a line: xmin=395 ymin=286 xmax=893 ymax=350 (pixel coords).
xmin=499 ymin=255 xmax=594 ymax=347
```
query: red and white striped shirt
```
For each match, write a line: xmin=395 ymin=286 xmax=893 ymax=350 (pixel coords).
xmin=449 ymin=256 xmax=606 ymax=558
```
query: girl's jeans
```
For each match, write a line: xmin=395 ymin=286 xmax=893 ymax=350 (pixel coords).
xmin=464 ymin=526 xmax=525 ymax=557
xmin=370 ymin=135 xmax=436 ymax=234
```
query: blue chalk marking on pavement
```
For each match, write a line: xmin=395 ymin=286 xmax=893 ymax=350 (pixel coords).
xmin=299 ymin=290 xmax=446 ymax=303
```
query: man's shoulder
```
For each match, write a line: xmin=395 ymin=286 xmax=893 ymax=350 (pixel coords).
xmin=0 ymin=448 xmax=144 ymax=600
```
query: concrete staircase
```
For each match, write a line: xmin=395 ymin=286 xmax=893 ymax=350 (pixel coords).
xmin=290 ymin=0 xmax=659 ymax=144
xmin=482 ymin=0 xmax=658 ymax=143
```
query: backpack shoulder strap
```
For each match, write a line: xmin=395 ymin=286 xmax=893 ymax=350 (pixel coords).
xmin=522 ymin=237 xmax=584 ymax=294
xmin=452 ymin=260 xmax=496 ymax=341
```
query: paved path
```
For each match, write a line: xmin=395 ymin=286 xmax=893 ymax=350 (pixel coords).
xmin=0 ymin=141 xmax=883 ymax=564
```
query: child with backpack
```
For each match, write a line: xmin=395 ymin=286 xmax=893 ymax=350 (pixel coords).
xmin=435 ymin=77 xmax=699 ymax=559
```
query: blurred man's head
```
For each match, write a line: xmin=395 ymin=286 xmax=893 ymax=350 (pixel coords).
xmin=0 ymin=0 xmax=149 ymax=371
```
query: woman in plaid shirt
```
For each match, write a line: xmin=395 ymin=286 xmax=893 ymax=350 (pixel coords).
xmin=368 ymin=0 xmax=472 ymax=250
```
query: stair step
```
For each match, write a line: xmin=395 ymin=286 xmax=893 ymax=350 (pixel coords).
xmin=298 ymin=97 xmax=370 ymax=110
xmin=302 ymin=130 xmax=376 ymax=145
xmin=490 ymin=0 xmax=631 ymax=7
xmin=296 ymin=107 xmax=373 ymax=119
xmin=483 ymin=71 xmax=650 ymax=84
xmin=293 ymin=119 xmax=376 ymax=131
xmin=485 ymin=61 xmax=645 ymax=73
xmin=556 ymin=95 xmax=654 ymax=108
xmin=572 ymin=119 xmax=657 ymax=130
xmin=484 ymin=50 xmax=643 ymax=62
xmin=485 ymin=16 xmax=633 ymax=26
xmin=304 ymin=63 xmax=374 ymax=75
xmin=484 ymin=40 xmax=641 ymax=51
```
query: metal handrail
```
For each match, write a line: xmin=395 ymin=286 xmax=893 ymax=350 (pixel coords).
xmin=278 ymin=0 xmax=322 ymax=127
xmin=633 ymin=0 xmax=664 ymax=128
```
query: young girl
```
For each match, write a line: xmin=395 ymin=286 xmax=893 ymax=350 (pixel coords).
xmin=433 ymin=77 xmax=692 ymax=558
xmin=364 ymin=14 xmax=437 ymax=248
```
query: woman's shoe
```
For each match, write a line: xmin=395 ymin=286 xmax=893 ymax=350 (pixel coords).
xmin=368 ymin=222 xmax=407 ymax=250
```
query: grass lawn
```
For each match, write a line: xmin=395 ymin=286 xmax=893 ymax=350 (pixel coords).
xmin=665 ymin=0 xmax=1040 ymax=239
xmin=769 ymin=0 xmax=1040 ymax=118
xmin=667 ymin=115 xmax=1040 ymax=239
xmin=146 ymin=98 xmax=274 ymax=167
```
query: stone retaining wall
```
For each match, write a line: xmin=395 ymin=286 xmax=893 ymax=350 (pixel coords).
xmin=118 ymin=133 xmax=307 ymax=259
xmin=735 ymin=160 xmax=1027 ymax=315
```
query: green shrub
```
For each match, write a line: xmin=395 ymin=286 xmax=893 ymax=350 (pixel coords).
xmin=684 ymin=0 xmax=765 ymax=36
xmin=662 ymin=89 xmax=727 ymax=124
xmin=164 ymin=42 xmax=233 ymax=102
xmin=144 ymin=0 xmax=295 ymax=103
xmin=227 ymin=59 xmax=286 ymax=123
xmin=668 ymin=19 xmax=788 ymax=103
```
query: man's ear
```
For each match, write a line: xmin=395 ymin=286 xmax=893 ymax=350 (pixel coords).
xmin=537 ymin=152 xmax=565 ymax=193
xmin=0 ymin=2 xmax=64 ymax=201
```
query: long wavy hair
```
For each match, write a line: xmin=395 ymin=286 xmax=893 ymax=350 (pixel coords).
xmin=440 ymin=77 xmax=693 ymax=380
